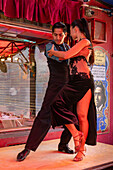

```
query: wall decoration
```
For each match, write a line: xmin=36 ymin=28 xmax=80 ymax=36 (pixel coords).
xmin=91 ymin=46 xmax=110 ymax=134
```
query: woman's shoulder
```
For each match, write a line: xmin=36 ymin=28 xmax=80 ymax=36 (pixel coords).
xmin=80 ymin=38 xmax=91 ymax=46
xmin=73 ymin=38 xmax=90 ymax=50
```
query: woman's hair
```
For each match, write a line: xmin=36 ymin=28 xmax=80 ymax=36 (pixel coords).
xmin=52 ymin=22 xmax=67 ymax=33
xmin=71 ymin=18 xmax=94 ymax=65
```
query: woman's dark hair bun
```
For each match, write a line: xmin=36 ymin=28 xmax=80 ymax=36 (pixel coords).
xmin=81 ymin=18 xmax=87 ymax=25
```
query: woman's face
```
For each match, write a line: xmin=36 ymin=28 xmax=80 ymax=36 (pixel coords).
xmin=70 ymin=26 xmax=77 ymax=40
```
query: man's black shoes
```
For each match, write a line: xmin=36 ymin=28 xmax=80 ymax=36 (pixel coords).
xmin=58 ymin=145 xmax=74 ymax=154
xmin=17 ymin=145 xmax=74 ymax=161
xmin=17 ymin=149 xmax=30 ymax=162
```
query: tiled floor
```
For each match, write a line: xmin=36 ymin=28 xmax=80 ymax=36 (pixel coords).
xmin=0 ymin=139 xmax=113 ymax=170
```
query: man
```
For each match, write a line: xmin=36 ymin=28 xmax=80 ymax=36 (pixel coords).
xmin=17 ymin=22 xmax=74 ymax=162
xmin=94 ymin=81 xmax=106 ymax=112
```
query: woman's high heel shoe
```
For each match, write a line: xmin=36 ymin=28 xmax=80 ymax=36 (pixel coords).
xmin=73 ymin=137 xmax=86 ymax=162
xmin=73 ymin=132 xmax=84 ymax=153
xmin=73 ymin=149 xmax=86 ymax=162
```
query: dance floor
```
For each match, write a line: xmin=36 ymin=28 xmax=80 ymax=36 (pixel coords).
xmin=0 ymin=139 xmax=113 ymax=170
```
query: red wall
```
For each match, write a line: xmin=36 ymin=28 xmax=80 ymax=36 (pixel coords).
xmin=83 ymin=0 xmax=113 ymax=145
xmin=96 ymin=15 xmax=113 ymax=145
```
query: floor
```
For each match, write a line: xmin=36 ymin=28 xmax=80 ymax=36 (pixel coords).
xmin=0 ymin=139 xmax=113 ymax=170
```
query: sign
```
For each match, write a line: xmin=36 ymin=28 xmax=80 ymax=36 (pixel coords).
xmin=91 ymin=46 xmax=110 ymax=134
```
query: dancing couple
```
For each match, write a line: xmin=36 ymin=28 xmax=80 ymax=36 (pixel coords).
xmin=17 ymin=18 xmax=97 ymax=162
xmin=48 ymin=18 xmax=97 ymax=161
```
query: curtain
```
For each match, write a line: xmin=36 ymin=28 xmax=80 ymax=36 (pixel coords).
xmin=0 ymin=0 xmax=81 ymax=24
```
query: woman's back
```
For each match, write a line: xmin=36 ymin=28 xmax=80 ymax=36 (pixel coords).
xmin=69 ymin=41 xmax=91 ymax=78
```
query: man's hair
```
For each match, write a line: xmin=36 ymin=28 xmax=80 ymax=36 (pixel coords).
xmin=52 ymin=22 xmax=67 ymax=33
xmin=95 ymin=81 xmax=106 ymax=106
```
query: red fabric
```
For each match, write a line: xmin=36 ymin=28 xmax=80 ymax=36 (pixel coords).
xmin=35 ymin=0 xmax=50 ymax=23
xmin=0 ymin=0 xmax=81 ymax=24
xmin=48 ymin=0 xmax=62 ymax=25
xmin=65 ymin=0 xmax=81 ymax=24
xmin=0 ymin=0 xmax=2 ymax=10
xmin=24 ymin=0 xmax=35 ymax=21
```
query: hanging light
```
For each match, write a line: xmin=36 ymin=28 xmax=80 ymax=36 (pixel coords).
xmin=7 ymin=56 xmax=11 ymax=61
xmin=1 ymin=58 xmax=5 ymax=62
xmin=14 ymin=57 xmax=18 ymax=61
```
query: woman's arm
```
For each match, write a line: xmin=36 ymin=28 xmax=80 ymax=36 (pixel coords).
xmin=59 ymin=46 xmax=91 ymax=61
xmin=48 ymin=39 xmax=90 ymax=59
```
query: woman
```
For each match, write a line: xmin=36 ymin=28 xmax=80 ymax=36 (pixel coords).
xmin=48 ymin=18 xmax=97 ymax=161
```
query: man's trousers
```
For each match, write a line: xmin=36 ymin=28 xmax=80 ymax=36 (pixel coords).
xmin=25 ymin=80 xmax=72 ymax=151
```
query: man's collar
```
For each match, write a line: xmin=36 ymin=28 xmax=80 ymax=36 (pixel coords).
xmin=52 ymin=40 xmax=64 ymax=46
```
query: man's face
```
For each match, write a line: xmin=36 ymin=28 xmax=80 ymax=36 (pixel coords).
xmin=52 ymin=28 xmax=67 ymax=45
xmin=94 ymin=87 xmax=103 ymax=108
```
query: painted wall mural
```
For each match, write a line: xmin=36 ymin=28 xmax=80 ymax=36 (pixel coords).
xmin=91 ymin=46 xmax=110 ymax=134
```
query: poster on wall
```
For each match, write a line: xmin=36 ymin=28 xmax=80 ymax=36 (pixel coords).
xmin=91 ymin=46 xmax=110 ymax=134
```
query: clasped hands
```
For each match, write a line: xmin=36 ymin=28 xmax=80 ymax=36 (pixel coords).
xmin=48 ymin=44 xmax=91 ymax=60
xmin=48 ymin=44 xmax=55 ymax=57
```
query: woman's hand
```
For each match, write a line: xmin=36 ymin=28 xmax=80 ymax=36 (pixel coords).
xmin=48 ymin=44 xmax=66 ymax=59
xmin=48 ymin=44 xmax=54 ymax=57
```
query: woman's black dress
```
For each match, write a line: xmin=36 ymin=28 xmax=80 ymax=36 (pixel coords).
xmin=51 ymin=56 xmax=97 ymax=145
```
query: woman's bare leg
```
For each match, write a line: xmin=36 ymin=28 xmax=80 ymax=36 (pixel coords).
xmin=65 ymin=124 xmax=79 ymax=137
xmin=77 ymin=89 xmax=91 ymax=140
xmin=65 ymin=124 xmax=82 ymax=152
xmin=75 ymin=89 xmax=91 ymax=160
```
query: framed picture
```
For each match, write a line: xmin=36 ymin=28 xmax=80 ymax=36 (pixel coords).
xmin=88 ymin=18 xmax=107 ymax=43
